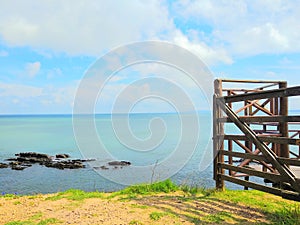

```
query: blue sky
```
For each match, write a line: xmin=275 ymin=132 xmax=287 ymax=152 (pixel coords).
xmin=0 ymin=0 xmax=299 ymax=114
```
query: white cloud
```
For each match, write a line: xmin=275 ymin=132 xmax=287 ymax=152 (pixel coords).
xmin=173 ymin=0 xmax=300 ymax=56
xmin=25 ymin=61 xmax=41 ymax=78
xmin=0 ymin=0 xmax=231 ymax=65
xmin=0 ymin=1 xmax=172 ymax=55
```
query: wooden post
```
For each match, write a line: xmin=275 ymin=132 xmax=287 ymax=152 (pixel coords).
xmin=279 ymin=82 xmax=289 ymax=158
xmin=213 ymin=79 xmax=224 ymax=190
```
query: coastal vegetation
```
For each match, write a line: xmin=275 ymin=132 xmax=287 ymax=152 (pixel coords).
xmin=1 ymin=180 xmax=299 ymax=224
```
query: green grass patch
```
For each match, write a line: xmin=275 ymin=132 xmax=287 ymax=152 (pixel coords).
xmin=180 ymin=185 xmax=215 ymax=196
xmin=46 ymin=189 xmax=104 ymax=201
xmin=149 ymin=212 xmax=168 ymax=221
xmin=13 ymin=201 xmax=22 ymax=205
xmin=120 ymin=179 xmax=178 ymax=195
xmin=4 ymin=222 xmax=34 ymax=225
xmin=129 ymin=220 xmax=144 ymax=225
xmin=203 ymin=211 xmax=233 ymax=223
xmin=272 ymin=205 xmax=300 ymax=225
xmin=211 ymin=189 xmax=300 ymax=224
xmin=29 ymin=212 xmax=43 ymax=221
xmin=4 ymin=218 xmax=61 ymax=225
xmin=37 ymin=218 xmax=61 ymax=225
xmin=130 ymin=204 xmax=149 ymax=209
xmin=1 ymin=194 xmax=19 ymax=199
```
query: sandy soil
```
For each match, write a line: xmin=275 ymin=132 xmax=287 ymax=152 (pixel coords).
xmin=0 ymin=192 xmax=270 ymax=225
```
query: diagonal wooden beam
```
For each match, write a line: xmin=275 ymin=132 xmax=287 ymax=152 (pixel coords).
xmin=217 ymin=98 xmax=300 ymax=192
xmin=231 ymin=140 xmax=275 ymax=175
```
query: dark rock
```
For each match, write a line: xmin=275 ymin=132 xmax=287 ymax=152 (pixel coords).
xmin=5 ymin=158 xmax=17 ymax=161
xmin=11 ymin=165 xmax=27 ymax=170
xmin=44 ymin=160 xmax=85 ymax=170
xmin=108 ymin=161 xmax=131 ymax=166
xmin=56 ymin=154 xmax=70 ymax=159
xmin=100 ymin=166 xmax=109 ymax=170
xmin=16 ymin=152 xmax=51 ymax=159
xmin=9 ymin=161 xmax=22 ymax=166
xmin=6 ymin=152 xmax=88 ymax=170
xmin=0 ymin=163 xmax=8 ymax=168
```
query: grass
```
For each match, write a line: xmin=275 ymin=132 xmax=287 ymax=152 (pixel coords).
xmin=46 ymin=189 xmax=104 ymax=201
xmin=149 ymin=211 xmax=168 ymax=221
xmin=4 ymin=218 xmax=61 ymax=225
xmin=119 ymin=179 xmax=178 ymax=195
xmin=210 ymin=189 xmax=300 ymax=224
xmin=129 ymin=220 xmax=144 ymax=225
xmin=203 ymin=211 xmax=233 ymax=223
xmin=2 ymin=180 xmax=300 ymax=224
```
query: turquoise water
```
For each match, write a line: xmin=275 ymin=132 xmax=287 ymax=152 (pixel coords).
xmin=0 ymin=113 xmax=220 ymax=194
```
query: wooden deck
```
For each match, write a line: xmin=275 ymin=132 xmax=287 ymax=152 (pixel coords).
xmin=213 ymin=79 xmax=300 ymax=201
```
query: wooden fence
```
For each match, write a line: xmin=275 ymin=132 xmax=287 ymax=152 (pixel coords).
xmin=213 ymin=79 xmax=300 ymax=201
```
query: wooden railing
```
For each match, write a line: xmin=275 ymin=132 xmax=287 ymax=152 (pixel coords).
xmin=213 ymin=79 xmax=300 ymax=201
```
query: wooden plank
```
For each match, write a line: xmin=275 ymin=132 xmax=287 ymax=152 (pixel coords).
xmin=277 ymin=158 xmax=300 ymax=166
xmin=218 ymin=163 xmax=283 ymax=183
xmin=220 ymin=150 xmax=275 ymax=172
xmin=220 ymin=79 xmax=283 ymax=84
xmin=218 ymin=116 xmax=300 ymax=123
xmin=260 ymin=136 xmax=300 ymax=146
xmin=279 ymin=82 xmax=289 ymax=158
xmin=220 ymin=150 xmax=267 ymax=161
xmin=251 ymin=99 xmax=273 ymax=116
xmin=220 ymin=86 xmax=300 ymax=103
xmin=221 ymin=174 xmax=300 ymax=201
xmin=220 ymin=174 xmax=282 ymax=195
xmin=214 ymin=79 xmax=224 ymax=190
xmin=223 ymin=135 xmax=300 ymax=145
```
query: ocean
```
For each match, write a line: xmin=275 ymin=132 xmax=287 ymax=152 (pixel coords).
xmin=0 ymin=112 xmax=237 ymax=195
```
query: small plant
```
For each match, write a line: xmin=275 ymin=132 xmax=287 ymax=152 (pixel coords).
xmin=180 ymin=185 xmax=214 ymax=196
xmin=4 ymin=221 xmax=34 ymax=225
xmin=273 ymin=205 xmax=300 ymax=225
xmin=46 ymin=189 xmax=104 ymax=201
xmin=37 ymin=218 xmax=61 ymax=225
xmin=129 ymin=220 xmax=144 ymax=225
xmin=149 ymin=212 xmax=167 ymax=221
xmin=204 ymin=211 xmax=233 ymax=223
xmin=13 ymin=201 xmax=22 ymax=205
xmin=120 ymin=179 xmax=178 ymax=195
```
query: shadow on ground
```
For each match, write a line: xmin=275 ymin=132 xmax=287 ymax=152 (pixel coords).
xmin=132 ymin=195 xmax=272 ymax=224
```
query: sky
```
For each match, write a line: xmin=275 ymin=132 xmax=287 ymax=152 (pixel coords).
xmin=0 ymin=0 xmax=300 ymax=114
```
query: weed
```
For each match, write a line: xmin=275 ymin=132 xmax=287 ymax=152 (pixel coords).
xmin=46 ymin=189 xmax=104 ymax=201
xmin=4 ymin=221 xmax=34 ymax=225
xmin=130 ymin=204 xmax=149 ymax=209
xmin=180 ymin=185 xmax=215 ymax=196
xmin=204 ymin=211 xmax=233 ymax=223
xmin=120 ymin=179 xmax=178 ymax=195
xmin=37 ymin=218 xmax=61 ymax=225
xmin=149 ymin=212 xmax=168 ymax=221
xmin=13 ymin=201 xmax=22 ymax=205
xmin=129 ymin=220 xmax=144 ymax=225
xmin=273 ymin=204 xmax=300 ymax=225
xmin=29 ymin=212 xmax=43 ymax=220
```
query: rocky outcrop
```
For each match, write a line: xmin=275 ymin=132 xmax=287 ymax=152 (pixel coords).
xmin=2 ymin=152 xmax=130 ymax=171
xmin=108 ymin=161 xmax=131 ymax=166
xmin=0 ymin=163 xmax=8 ymax=168
xmin=2 ymin=152 xmax=91 ymax=171
xmin=45 ymin=160 xmax=85 ymax=170
xmin=55 ymin=154 xmax=70 ymax=159
xmin=94 ymin=160 xmax=131 ymax=170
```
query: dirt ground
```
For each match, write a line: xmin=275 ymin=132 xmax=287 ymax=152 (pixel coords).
xmin=0 ymin=192 xmax=270 ymax=225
